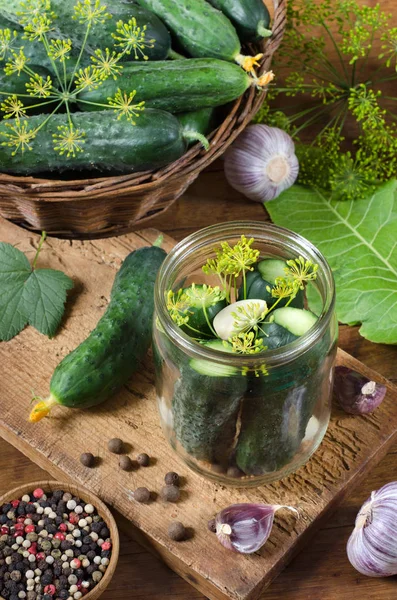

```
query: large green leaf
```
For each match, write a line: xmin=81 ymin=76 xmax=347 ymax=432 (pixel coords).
xmin=266 ymin=181 xmax=397 ymax=344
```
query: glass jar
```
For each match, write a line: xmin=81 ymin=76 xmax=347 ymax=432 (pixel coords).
xmin=153 ymin=221 xmax=338 ymax=487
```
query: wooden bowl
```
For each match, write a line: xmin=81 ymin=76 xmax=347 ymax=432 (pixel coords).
xmin=0 ymin=0 xmax=287 ymax=239
xmin=0 ymin=480 xmax=120 ymax=600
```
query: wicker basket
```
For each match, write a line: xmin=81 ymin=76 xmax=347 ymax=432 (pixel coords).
xmin=0 ymin=0 xmax=287 ymax=239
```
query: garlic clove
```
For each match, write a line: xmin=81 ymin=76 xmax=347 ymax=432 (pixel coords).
xmin=213 ymin=299 xmax=267 ymax=340
xmin=334 ymin=366 xmax=386 ymax=415
xmin=214 ymin=503 xmax=298 ymax=554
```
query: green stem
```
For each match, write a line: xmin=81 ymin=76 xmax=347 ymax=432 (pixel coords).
xmin=182 ymin=130 xmax=209 ymax=151
xmin=202 ymin=303 xmax=218 ymax=337
xmin=32 ymin=231 xmax=47 ymax=269
xmin=75 ymin=98 xmax=114 ymax=109
xmin=310 ymin=100 xmax=345 ymax=141
xmin=67 ymin=22 xmax=92 ymax=93
xmin=41 ymin=35 xmax=65 ymax=92
xmin=0 ymin=91 xmax=59 ymax=99
xmin=184 ymin=323 xmax=212 ymax=337
xmin=32 ymin=100 xmax=65 ymax=135
xmin=320 ymin=20 xmax=350 ymax=83
xmin=21 ymin=99 xmax=59 ymax=110
xmin=293 ymin=103 xmax=335 ymax=134
xmin=243 ymin=269 xmax=247 ymax=300
xmin=167 ymin=48 xmax=186 ymax=60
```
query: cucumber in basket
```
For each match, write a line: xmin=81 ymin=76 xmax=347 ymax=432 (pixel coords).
xmin=0 ymin=109 xmax=207 ymax=176
xmin=78 ymin=59 xmax=256 ymax=114
xmin=0 ymin=0 xmax=171 ymax=61
xmin=0 ymin=66 xmax=55 ymax=113
xmin=206 ymin=0 xmax=272 ymax=42
xmin=29 ymin=243 xmax=167 ymax=422
xmin=177 ymin=108 xmax=216 ymax=150
xmin=135 ymin=0 xmax=265 ymax=72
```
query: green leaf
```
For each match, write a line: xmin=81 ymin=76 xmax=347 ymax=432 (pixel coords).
xmin=21 ymin=269 xmax=74 ymax=337
xmin=266 ymin=181 xmax=397 ymax=344
xmin=0 ymin=241 xmax=73 ymax=341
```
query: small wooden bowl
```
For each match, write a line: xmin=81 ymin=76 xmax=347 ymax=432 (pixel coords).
xmin=0 ymin=480 xmax=119 ymax=600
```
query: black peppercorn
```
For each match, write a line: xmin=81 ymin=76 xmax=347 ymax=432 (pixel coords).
xmin=86 ymin=564 xmax=96 ymax=575
xmin=161 ymin=485 xmax=180 ymax=503
xmin=80 ymin=544 xmax=90 ymax=554
xmin=164 ymin=472 xmax=180 ymax=486
xmin=86 ymin=550 xmax=96 ymax=561
xmin=100 ymin=527 xmax=110 ymax=539
xmin=59 ymin=590 xmax=69 ymax=600
xmin=107 ymin=438 xmax=124 ymax=454
xmin=136 ymin=453 xmax=150 ymax=467
xmin=168 ymin=521 xmax=186 ymax=541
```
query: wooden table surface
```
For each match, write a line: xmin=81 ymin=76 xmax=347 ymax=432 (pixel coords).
xmin=1 ymin=165 xmax=397 ymax=600
xmin=1 ymin=0 xmax=397 ymax=594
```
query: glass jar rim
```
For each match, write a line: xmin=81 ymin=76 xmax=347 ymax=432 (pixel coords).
xmin=155 ymin=221 xmax=336 ymax=368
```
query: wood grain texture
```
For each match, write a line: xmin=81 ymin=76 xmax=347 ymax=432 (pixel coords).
xmin=0 ymin=480 xmax=120 ymax=600
xmin=1 ymin=219 xmax=397 ymax=600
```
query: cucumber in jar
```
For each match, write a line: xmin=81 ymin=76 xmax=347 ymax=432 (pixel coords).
xmin=171 ymin=339 xmax=246 ymax=465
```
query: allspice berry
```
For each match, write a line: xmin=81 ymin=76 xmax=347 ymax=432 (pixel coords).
xmin=134 ymin=487 xmax=151 ymax=503
xmin=80 ymin=452 xmax=95 ymax=468
xmin=108 ymin=438 xmax=124 ymax=454
xmin=119 ymin=456 xmax=133 ymax=471
xmin=136 ymin=453 xmax=150 ymax=467
xmin=168 ymin=521 xmax=186 ymax=541
xmin=161 ymin=485 xmax=180 ymax=503
xmin=164 ymin=472 xmax=180 ymax=486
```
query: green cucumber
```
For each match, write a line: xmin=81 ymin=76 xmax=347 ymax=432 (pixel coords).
xmin=258 ymin=259 xmax=289 ymax=283
xmin=171 ymin=340 xmax=246 ymax=463
xmin=0 ymin=0 xmax=171 ymax=61
xmin=0 ymin=13 xmax=57 ymax=70
xmin=78 ymin=59 xmax=253 ymax=114
xmin=135 ymin=0 xmax=260 ymax=70
xmin=0 ymin=109 xmax=190 ymax=175
xmin=29 ymin=245 xmax=166 ymax=422
xmin=206 ymin=0 xmax=271 ymax=42
xmin=272 ymin=307 xmax=318 ymax=337
xmin=257 ymin=322 xmax=298 ymax=350
xmin=238 ymin=270 xmax=304 ymax=309
xmin=177 ymin=108 xmax=216 ymax=149
xmin=235 ymin=379 xmax=312 ymax=475
xmin=181 ymin=284 xmax=226 ymax=338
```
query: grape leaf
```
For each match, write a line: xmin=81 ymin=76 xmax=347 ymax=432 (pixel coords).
xmin=266 ymin=180 xmax=397 ymax=344
xmin=0 ymin=240 xmax=73 ymax=341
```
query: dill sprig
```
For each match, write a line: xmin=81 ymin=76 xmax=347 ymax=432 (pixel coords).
xmin=254 ymin=0 xmax=397 ymax=200
xmin=0 ymin=0 xmax=154 ymax=156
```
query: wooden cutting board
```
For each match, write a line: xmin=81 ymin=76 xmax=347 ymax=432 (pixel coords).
xmin=1 ymin=219 xmax=397 ymax=600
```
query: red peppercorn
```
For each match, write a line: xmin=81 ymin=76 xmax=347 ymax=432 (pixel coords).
xmin=71 ymin=558 xmax=81 ymax=569
xmin=11 ymin=500 xmax=20 ymax=508
xmin=25 ymin=525 xmax=35 ymax=534
xmin=44 ymin=584 xmax=56 ymax=596
xmin=58 ymin=523 xmax=67 ymax=532
xmin=1 ymin=526 xmax=9 ymax=535
xmin=36 ymin=552 xmax=45 ymax=561
xmin=17 ymin=516 xmax=25 ymax=523
xmin=14 ymin=523 xmax=24 ymax=530
xmin=28 ymin=543 xmax=37 ymax=554
xmin=54 ymin=532 xmax=65 ymax=541
xmin=76 ymin=582 xmax=82 ymax=591
xmin=25 ymin=513 xmax=33 ymax=519
xmin=12 ymin=532 xmax=19 ymax=538
xmin=69 ymin=512 xmax=79 ymax=524
xmin=101 ymin=541 xmax=111 ymax=551
xmin=33 ymin=488 xmax=44 ymax=499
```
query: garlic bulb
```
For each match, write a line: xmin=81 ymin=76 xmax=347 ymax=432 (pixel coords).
xmin=224 ymin=125 xmax=299 ymax=202
xmin=347 ymin=482 xmax=397 ymax=577
xmin=214 ymin=503 xmax=298 ymax=554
